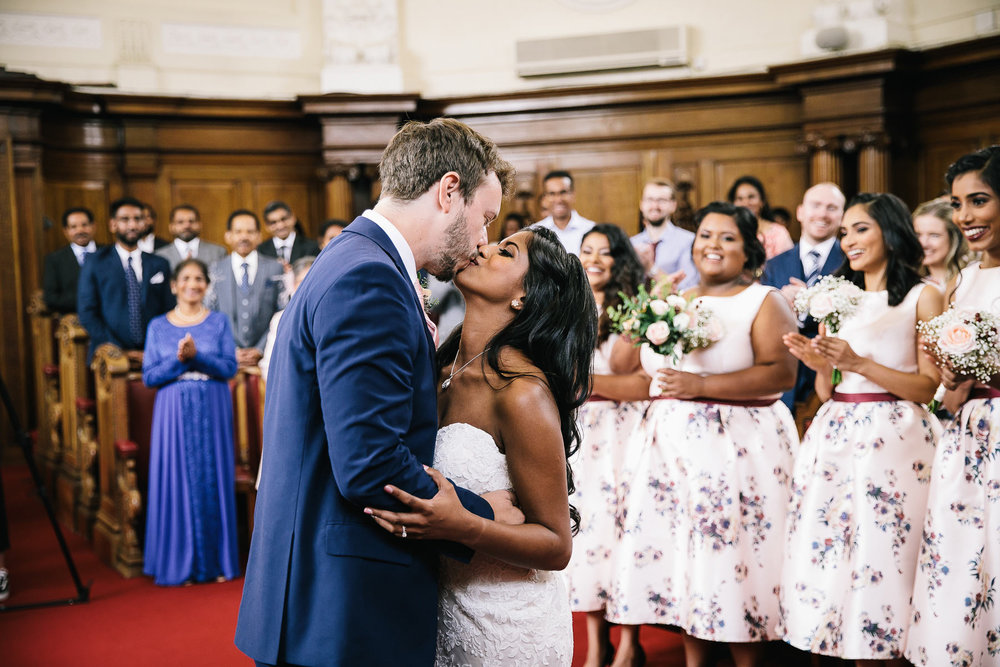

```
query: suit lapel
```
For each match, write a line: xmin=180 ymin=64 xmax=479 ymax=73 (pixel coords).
xmin=346 ymin=218 xmax=435 ymax=351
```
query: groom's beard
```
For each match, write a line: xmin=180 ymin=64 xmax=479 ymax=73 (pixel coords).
xmin=427 ymin=211 xmax=473 ymax=282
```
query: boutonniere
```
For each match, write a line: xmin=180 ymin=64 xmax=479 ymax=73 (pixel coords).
xmin=417 ymin=273 xmax=438 ymax=313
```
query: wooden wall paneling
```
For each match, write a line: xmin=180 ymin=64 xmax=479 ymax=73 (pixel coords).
xmin=0 ymin=130 xmax=29 ymax=453
xmin=165 ymin=175 xmax=243 ymax=246
xmin=45 ymin=181 xmax=114 ymax=250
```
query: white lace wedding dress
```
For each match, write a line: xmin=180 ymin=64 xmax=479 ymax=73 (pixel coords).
xmin=433 ymin=422 xmax=573 ymax=667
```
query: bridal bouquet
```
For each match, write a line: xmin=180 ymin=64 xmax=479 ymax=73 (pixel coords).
xmin=793 ymin=275 xmax=866 ymax=386
xmin=917 ymin=308 xmax=1000 ymax=412
xmin=608 ymin=284 xmax=722 ymax=367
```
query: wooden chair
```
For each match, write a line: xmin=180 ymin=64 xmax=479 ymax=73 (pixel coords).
xmin=54 ymin=314 xmax=92 ymax=536
xmin=91 ymin=344 xmax=156 ymax=577
xmin=231 ymin=366 xmax=265 ymax=549
xmin=27 ymin=291 xmax=61 ymax=494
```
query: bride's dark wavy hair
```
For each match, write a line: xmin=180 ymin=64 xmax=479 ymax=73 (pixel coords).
xmin=834 ymin=192 xmax=923 ymax=306
xmin=438 ymin=227 xmax=596 ymax=533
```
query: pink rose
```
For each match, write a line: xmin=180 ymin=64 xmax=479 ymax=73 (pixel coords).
xmin=809 ymin=293 xmax=835 ymax=319
xmin=939 ymin=322 xmax=977 ymax=355
xmin=645 ymin=320 xmax=671 ymax=346
xmin=673 ymin=312 xmax=691 ymax=331
xmin=649 ymin=299 xmax=669 ymax=316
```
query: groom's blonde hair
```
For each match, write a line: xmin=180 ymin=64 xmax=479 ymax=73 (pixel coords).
xmin=378 ymin=118 xmax=515 ymax=204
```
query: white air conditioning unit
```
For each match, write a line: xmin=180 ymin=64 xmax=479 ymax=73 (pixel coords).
xmin=516 ymin=26 xmax=688 ymax=77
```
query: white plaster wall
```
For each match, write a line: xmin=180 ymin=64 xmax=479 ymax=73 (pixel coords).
xmin=0 ymin=0 xmax=996 ymax=99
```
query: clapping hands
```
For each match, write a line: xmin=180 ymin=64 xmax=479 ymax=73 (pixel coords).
xmin=177 ymin=333 xmax=196 ymax=362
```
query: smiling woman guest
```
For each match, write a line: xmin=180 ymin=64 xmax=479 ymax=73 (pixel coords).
xmin=610 ymin=202 xmax=799 ymax=667
xmin=728 ymin=175 xmax=794 ymax=259
xmin=568 ymin=224 xmax=650 ymax=667
xmin=907 ymin=146 xmax=1000 ymax=666
xmin=779 ymin=193 xmax=943 ymax=665
xmin=912 ymin=197 xmax=969 ymax=289
xmin=142 ymin=258 xmax=240 ymax=586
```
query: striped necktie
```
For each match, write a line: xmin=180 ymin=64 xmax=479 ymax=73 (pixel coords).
xmin=804 ymin=249 xmax=822 ymax=286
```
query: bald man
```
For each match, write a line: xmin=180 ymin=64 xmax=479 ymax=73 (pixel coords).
xmin=762 ymin=182 xmax=847 ymax=414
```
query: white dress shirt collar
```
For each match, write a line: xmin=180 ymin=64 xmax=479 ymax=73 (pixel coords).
xmin=137 ymin=233 xmax=155 ymax=255
xmin=72 ymin=240 xmax=96 ymax=263
xmin=115 ymin=243 xmax=143 ymax=281
xmin=363 ymin=208 xmax=418 ymax=285
xmin=274 ymin=231 xmax=296 ymax=255
xmin=799 ymin=235 xmax=838 ymax=268
xmin=173 ymin=237 xmax=200 ymax=259
xmin=231 ymin=250 xmax=259 ymax=286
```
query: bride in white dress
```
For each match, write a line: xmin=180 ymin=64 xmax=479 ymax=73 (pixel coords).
xmin=367 ymin=226 xmax=597 ymax=666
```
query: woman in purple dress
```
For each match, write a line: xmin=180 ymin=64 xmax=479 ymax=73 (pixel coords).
xmin=143 ymin=258 xmax=239 ymax=586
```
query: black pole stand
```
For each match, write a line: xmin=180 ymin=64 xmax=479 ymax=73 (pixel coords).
xmin=0 ymin=370 xmax=91 ymax=611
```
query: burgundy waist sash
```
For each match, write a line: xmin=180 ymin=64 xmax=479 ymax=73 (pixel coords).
xmin=970 ymin=386 xmax=1000 ymax=401
xmin=651 ymin=396 xmax=777 ymax=408
xmin=831 ymin=391 xmax=900 ymax=403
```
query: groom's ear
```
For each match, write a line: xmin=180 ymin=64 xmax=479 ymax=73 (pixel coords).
xmin=438 ymin=172 xmax=462 ymax=213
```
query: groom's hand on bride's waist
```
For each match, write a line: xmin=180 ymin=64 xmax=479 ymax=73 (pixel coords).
xmin=482 ymin=490 xmax=524 ymax=526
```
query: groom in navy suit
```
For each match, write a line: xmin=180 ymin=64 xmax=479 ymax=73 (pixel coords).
xmin=762 ymin=182 xmax=846 ymax=414
xmin=77 ymin=197 xmax=174 ymax=363
xmin=236 ymin=119 xmax=520 ymax=666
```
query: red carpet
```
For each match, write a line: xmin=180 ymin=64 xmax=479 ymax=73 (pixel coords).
xmin=1 ymin=463 xmax=692 ymax=665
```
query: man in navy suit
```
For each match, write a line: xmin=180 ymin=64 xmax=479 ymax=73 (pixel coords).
xmin=235 ymin=118 xmax=520 ymax=667
xmin=42 ymin=206 xmax=98 ymax=313
xmin=77 ymin=197 xmax=174 ymax=363
xmin=762 ymin=182 xmax=846 ymax=414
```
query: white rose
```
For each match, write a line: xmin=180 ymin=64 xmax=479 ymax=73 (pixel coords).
xmin=809 ymin=293 xmax=835 ymax=319
xmin=666 ymin=295 xmax=687 ymax=310
xmin=645 ymin=320 xmax=671 ymax=346
xmin=649 ymin=299 xmax=669 ymax=316
xmin=673 ymin=312 xmax=690 ymax=331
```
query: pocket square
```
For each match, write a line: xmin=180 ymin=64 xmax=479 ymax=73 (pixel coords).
xmin=150 ymin=272 xmax=165 ymax=284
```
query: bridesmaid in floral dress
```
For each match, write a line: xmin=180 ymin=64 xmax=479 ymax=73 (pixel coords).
xmin=607 ymin=202 xmax=799 ymax=667
xmin=907 ymin=146 xmax=1000 ymax=666
xmin=568 ymin=224 xmax=649 ymax=667
xmin=780 ymin=193 xmax=943 ymax=665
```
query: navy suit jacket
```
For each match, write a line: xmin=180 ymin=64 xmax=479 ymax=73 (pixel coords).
xmin=43 ymin=244 xmax=93 ymax=314
xmin=762 ymin=242 xmax=845 ymax=411
xmin=77 ymin=246 xmax=174 ymax=359
xmin=235 ymin=217 xmax=494 ymax=666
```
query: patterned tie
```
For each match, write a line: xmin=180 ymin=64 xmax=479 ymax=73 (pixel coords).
xmin=414 ymin=279 xmax=439 ymax=348
xmin=125 ymin=255 xmax=143 ymax=346
xmin=804 ymin=249 xmax=822 ymax=286
xmin=241 ymin=262 xmax=251 ymax=293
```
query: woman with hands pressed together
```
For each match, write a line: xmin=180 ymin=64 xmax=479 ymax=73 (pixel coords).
xmin=907 ymin=146 xmax=1000 ymax=666
xmin=779 ymin=193 xmax=942 ymax=665
xmin=610 ymin=202 xmax=799 ymax=667
xmin=568 ymin=224 xmax=650 ymax=667
xmin=142 ymin=258 xmax=240 ymax=586
xmin=366 ymin=227 xmax=596 ymax=667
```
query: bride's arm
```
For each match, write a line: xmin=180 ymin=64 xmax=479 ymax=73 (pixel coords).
xmin=365 ymin=377 xmax=573 ymax=571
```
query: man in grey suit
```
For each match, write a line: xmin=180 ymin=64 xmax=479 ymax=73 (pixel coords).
xmin=156 ymin=203 xmax=227 ymax=271
xmin=206 ymin=209 xmax=284 ymax=368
